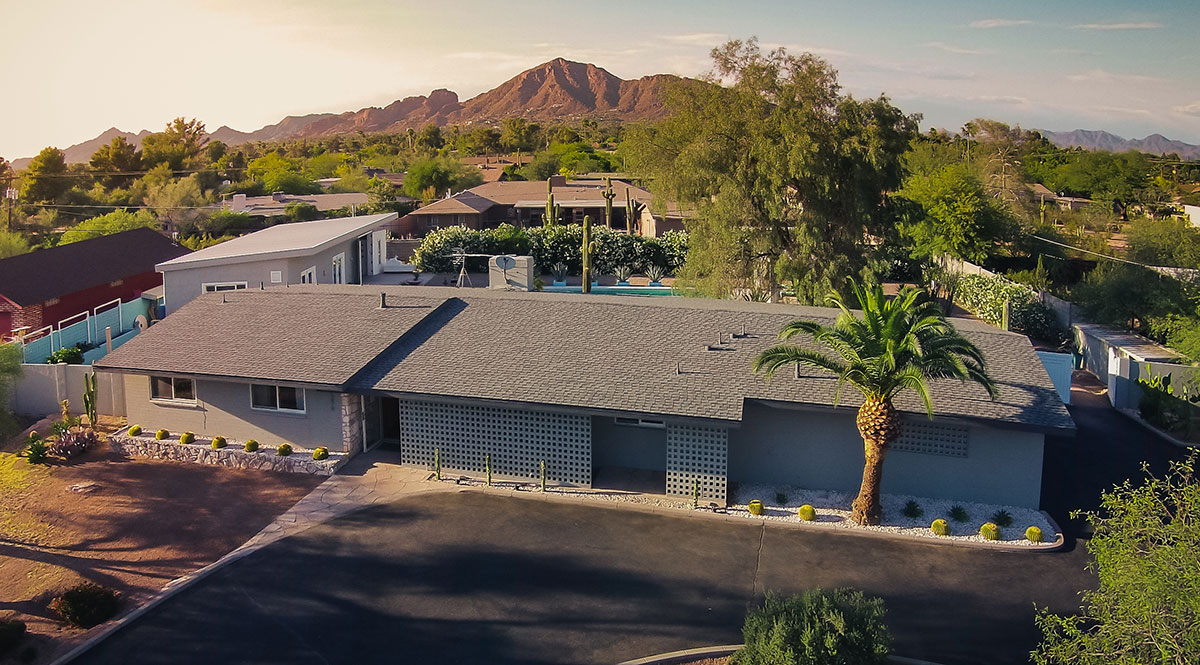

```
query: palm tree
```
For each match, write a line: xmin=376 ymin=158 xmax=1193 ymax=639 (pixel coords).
xmin=753 ymin=280 xmax=997 ymax=526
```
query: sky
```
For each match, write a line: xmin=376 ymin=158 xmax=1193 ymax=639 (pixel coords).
xmin=2 ymin=0 xmax=1199 ymax=159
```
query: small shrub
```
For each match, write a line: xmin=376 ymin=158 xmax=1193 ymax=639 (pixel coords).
xmin=179 ymin=431 xmax=195 ymax=445
xmin=0 ymin=617 xmax=26 ymax=657
xmin=276 ymin=443 xmax=293 ymax=457
xmin=931 ymin=518 xmax=950 ymax=536
xmin=127 ymin=424 xmax=142 ymax=436
xmin=797 ymin=504 xmax=816 ymax=521
xmin=990 ymin=509 xmax=1013 ymax=528
xmin=49 ymin=582 xmax=120 ymax=628
xmin=979 ymin=522 xmax=1000 ymax=541
xmin=49 ymin=429 xmax=98 ymax=459
xmin=25 ymin=436 xmax=48 ymax=465
xmin=902 ymin=500 xmax=923 ymax=519
xmin=244 ymin=439 xmax=259 ymax=452
xmin=312 ymin=446 xmax=329 ymax=461
xmin=747 ymin=499 xmax=764 ymax=515
xmin=736 ymin=589 xmax=890 ymax=665
xmin=948 ymin=505 xmax=970 ymax=523
xmin=155 ymin=428 xmax=169 ymax=440
xmin=775 ymin=491 xmax=788 ymax=505
xmin=1025 ymin=525 xmax=1044 ymax=543
xmin=211 ymin=436 xmax=227 ymax=449
xmin=46 ymin=346 xmax=84 ymax=365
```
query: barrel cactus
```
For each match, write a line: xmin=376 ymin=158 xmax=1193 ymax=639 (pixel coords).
xmin=930 ymin=518 xmax=950 ymax=536
xmin=244 ymin=439 xmax=259 ymax=452
xmin=179 ymin=431 xmax=195 ymax=445
xmin=1025 ymin=526 xmax=1044 ymax=543
xmin=313 ymin=446 xmax=329 ymax=461
xmin=155 ymin=428 xmax=169 ymax=440
xmin=979 ymin=522 xmax=1000 ymax=541
xmin=748 ymin=499 xmax=764 ymax=516
xmin=211 ymin=436 xmax=227 ymax=449
xmin=127 ymin=425 xmax=142 ymax=437
xmin=797 ymin=504 xmax=816 ymax=521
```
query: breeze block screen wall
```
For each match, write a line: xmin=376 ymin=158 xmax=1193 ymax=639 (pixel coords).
xmin=666 ymin=424 xmax=728 ymax=503
xmin=398 ymin=399 xmax=592 ymax=486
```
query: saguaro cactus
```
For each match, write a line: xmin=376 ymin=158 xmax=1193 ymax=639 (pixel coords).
xmin=544 ymin=178 xmax=556 ymax=227
xmin=82 ymin=372 xmax=97 ymax=428
xmin=582 ymin=214 xmax=593 ymax=294
xmin=602 ymin=177 xmax=616 ymax=230
xmin=624 ymin=189 xmax=636 ymax=235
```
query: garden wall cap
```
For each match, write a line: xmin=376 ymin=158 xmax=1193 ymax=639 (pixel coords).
xmin=97 ymin=285 xmax=1076 ymax=433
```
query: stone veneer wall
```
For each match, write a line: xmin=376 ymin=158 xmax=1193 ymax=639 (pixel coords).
xmin=108 ymin=435 xmax=346 ymax=476
xmin=340 ymin=394 xmax=362 ymax=454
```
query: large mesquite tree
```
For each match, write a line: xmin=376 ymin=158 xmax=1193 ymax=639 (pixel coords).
xmin=754 ymin=281 xmax=996 ymax=525
xmin=625 ymin=38 xmax=917 ymax=303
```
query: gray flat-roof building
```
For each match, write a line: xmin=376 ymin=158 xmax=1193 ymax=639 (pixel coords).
xmin=156 ymin=214 xmax=396 ymax=314
xmin=97 ymin=286 xmax=1074 ymax=508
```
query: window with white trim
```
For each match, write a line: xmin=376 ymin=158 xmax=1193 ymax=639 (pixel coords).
xmin=150 ymin=376 xmax=195 ymax=402
xmin=270 ymin=270 xmax=283 ymax=284
xmin=202 ymin=282 xmax=247 ymax=293
xmin=300 ymin=267 xmax=316 ymax=284
xmin=892 ymin=420 xmax=969 ymax=457
xmin=250 ymin=384 xmax=306 ymax=413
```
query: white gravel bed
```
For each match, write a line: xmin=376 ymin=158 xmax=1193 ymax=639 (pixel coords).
xmin=440 ymin=476 xmax=1056 ymax=547
xmin=731 ymin=484 xmax=1056 ymax=546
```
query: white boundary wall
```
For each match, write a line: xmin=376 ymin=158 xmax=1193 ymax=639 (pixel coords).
xmin=7 ymin=364 xmax=125 ymax=418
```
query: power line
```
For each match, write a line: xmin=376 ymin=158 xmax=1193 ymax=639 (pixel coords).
xmin=1030 ymin=234 xmax=1194 ymax=275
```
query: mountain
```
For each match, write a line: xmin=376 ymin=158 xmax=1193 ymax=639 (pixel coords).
xmin=11 ymin=127 xmax=151 ymax=169
xmin=1038 ymin=129 xmax=1200 ymax=159
xmin=19 ymin=59 xmax=678 ymax=165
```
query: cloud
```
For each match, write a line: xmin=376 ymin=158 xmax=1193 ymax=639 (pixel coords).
xmin=1067 ymin=68 xmax=1165 ymax=84
xmin=1072 ymin=21 xmax=1162 ymax=30
xmin=922 ymin=41 xmax=984 ymax=55
xmin=1096 ymin=105 xmax=1153 ymax=116
xmin=1050 ymin=48 xmax=1095 ymax=56
xmin=1174 ymin=101 xmax=1200 ymax=116
xmin=663 ymin=32 xmax=729 ymax=46
xmin=968 ymin=18 xmax=1031 ymax=28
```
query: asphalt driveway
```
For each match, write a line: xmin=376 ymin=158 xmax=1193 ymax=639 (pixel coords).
xmin=76 ymin=491 xmax=1093 ymax=665
xmin=73 ymin=370 xmax=1188 ymax=665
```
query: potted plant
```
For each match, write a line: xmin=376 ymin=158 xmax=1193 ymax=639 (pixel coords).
xmin=645 ymin=264 xmax=666 ymax=287
xmin=551 ymin=262 xmax=568 ymax=287
xmin=614 ymin=265 xmax=632 ymax=286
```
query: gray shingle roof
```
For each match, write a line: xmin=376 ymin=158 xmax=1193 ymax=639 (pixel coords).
xmin=97 ymin=285 xmax=1075 ymax=433
xmin=95 ymin=289 xmax=445 ymax=386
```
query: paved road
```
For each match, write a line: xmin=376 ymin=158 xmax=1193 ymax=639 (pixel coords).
xmin=74 ymin=371 xmax=1188 ymax=665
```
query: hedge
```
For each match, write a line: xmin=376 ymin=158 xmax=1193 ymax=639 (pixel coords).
xmin=411 ymin=224 xmax=688 ymax=276
xmin=953 ymin=273 xmax=1067 ymax=344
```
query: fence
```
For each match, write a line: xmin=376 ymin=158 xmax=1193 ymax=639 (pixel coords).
xmin=7 ymin=363 xmax=126 ymax=418
xmin=938 ymin=255 xmax=1074 ymax=327
xmin=16 ymin=297 xmax=151 ymax=364
xmin=1073 ymin=322 xmax=1192 ymax=411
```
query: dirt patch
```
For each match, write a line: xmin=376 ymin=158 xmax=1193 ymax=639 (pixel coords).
xmin=677 ymin=658 xmax=730 ymax=665
xmin=0 ymin=439 xmax=323 ymax=662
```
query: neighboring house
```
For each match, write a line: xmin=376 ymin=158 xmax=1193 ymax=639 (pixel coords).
xmin=96 ymin=286 xmax=1074 ymax=508
xmin=1182 ymin=203 xmax=1200 ymax=228
xmin=0 ymin=228 xmax=189 ymax=338
xmin=223 ymin=192 xmax=370 ymax=217
xmin=156 ymin=213 xmax=397 ymax=314
xmin=393 ymin=175 xmax=686 ymax=238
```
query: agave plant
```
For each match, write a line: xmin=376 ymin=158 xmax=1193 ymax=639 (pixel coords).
xmin=551 ymin=262 xmax=569 ymax=282
xmin=614 ymin=265 xmax=633 ymax=283
xmin=645 ymin=264 xmax=666 ymax=284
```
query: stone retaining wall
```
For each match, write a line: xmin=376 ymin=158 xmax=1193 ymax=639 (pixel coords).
xmin=108 ymin=435 xmax=346 ymax=476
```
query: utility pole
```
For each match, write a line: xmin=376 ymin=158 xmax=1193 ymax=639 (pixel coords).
xmin=3 ymin=185 xmax=16 ymax=233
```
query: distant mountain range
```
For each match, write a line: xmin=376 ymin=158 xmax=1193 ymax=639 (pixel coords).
xmin=15 ymin=59 xmax=1199 ymax=169
xmin=12 ymin=58 xmax=677 ymax=168
xmin=1037 ymin=129 xmax=1200 ymax=159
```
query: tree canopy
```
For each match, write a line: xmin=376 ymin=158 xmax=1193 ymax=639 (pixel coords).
xmin=402 ymin=157 xmax=483 ymax=199
xmin=58 ymin=209 xmax=157 ymax=244
xmin=626 ymin=39 xmax=918 ymax=302
xmin=898 ymin=164 xmax=1014 ymax=262
xmin=20 ymin=147 xmax=71 ymax=203
xmin=1033 ymin=456 xmax=1200 ymax=665
xmin=89 ymin=136 xmax=143 ymax=188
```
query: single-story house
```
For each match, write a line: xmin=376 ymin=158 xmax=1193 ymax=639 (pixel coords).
xmin=95 ymin=286 xmax=1074 ymax=509
xmin=223 ymin=192 xmax=369 ymax=217
xmin=156 ymin=213 xmax=396 ymax=314
xmin=0 ymin=227 xmax=189 ymax=338
xmin=393 ymin=175 xmax=686 ymax=238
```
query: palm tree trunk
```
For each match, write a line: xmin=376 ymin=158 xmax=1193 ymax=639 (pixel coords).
xmin=850 ymin=397 xmax=900 ymax=526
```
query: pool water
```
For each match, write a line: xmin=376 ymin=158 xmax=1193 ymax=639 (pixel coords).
xmin=542 ymin=285 xmax=678 ymax=297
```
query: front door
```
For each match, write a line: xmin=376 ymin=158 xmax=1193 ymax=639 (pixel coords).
xmin=332 ymin=253 xmax=345 ymax=284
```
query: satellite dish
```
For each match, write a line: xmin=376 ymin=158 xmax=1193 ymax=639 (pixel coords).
xmin=134 ymin=315 xmax=149 ymax=330
xmin=495 ymin=255 xmax=516 ymax=270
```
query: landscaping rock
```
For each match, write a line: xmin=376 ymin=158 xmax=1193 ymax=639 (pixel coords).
xmin=107 ymin=435 xmax=346 ymax=476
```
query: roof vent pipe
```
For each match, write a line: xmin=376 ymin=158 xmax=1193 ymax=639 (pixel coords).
xmin=380 ymin=292 xmax=387 ymax=309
